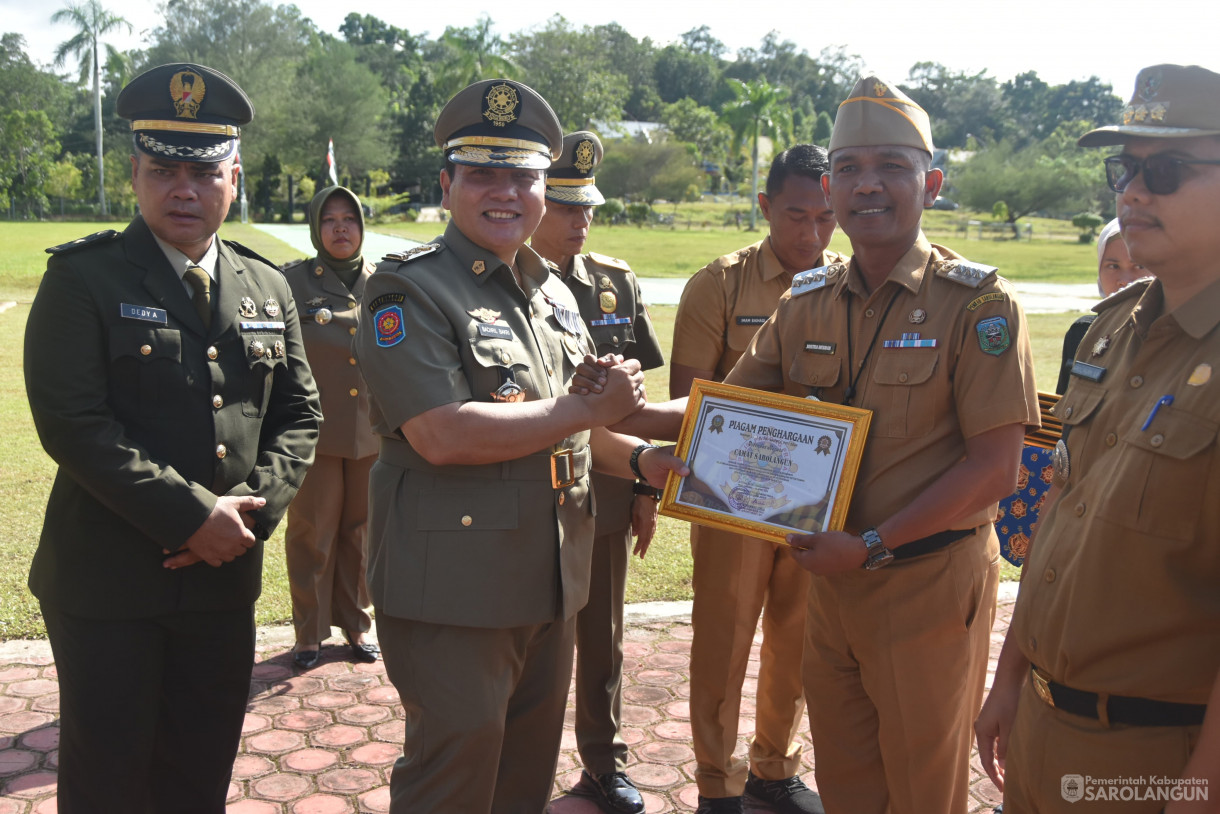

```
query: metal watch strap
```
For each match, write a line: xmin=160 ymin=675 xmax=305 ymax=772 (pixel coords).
xmin=861 ymin=527 xmax=894 ymax=570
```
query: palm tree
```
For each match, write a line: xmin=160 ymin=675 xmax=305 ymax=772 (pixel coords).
xmin=432 ymin=16 xmax=517 ymax=98
xmin=52 ymin=0 xmax=131 ymax=216
xmin=721 ymin=78 xmax=793 ymax=230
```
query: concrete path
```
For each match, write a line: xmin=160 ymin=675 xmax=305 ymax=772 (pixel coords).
xmin=252 ymin=224 xmax=1097 ymax=314
xmin=0 ymin=586 xmax=1015 ymax=812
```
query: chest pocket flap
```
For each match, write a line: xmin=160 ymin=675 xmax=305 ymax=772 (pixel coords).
xmin=1123 ymin=408 xmax=1218 ymax=459
xmin=789 ymin=354 xmax=842 ymax=390
xmin=1054 ymin=383 xmax=1105 ymax=427
xmin=871 ymin=350 xmax=939 ymax=387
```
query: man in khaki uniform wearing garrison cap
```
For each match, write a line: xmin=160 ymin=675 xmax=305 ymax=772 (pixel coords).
xmin=354 ymin=79 xmax=686 ymax=814
xmin=976 ymin=64 xmax=1220 ymax=813
xmin=532 ymin=131 xmax=666 ymax=814
xmin=607 ymin=78 xmax=1039 ymax=814
xmin=670 ymin=144 xmax=842 ymax=814
xmin=23 ymin=63 xmax=321 ymax=813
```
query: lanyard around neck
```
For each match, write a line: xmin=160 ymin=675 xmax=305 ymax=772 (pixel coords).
xmin=843 ymin=286 xmax=903 ymax=405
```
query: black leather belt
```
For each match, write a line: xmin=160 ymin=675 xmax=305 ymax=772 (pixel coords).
xmin=1031 ymin=666 xmax=1206 ymax=727
xmin=892 ymin=527 xmax=976 ymax=561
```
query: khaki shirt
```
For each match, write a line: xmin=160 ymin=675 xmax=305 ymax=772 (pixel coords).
xmin=1012 ymin=277 xmax=1220 ymax=704
xmin=559 ymin=252 xmax=666 ymax=536
xmin=726 ymin=233 xmax=1040 ymax=532
xmin=671 ymin=238 xmax=847 ymax=382
xmin=355 ymin=223 xmax=596 ymax=629
xmin=282 ymin=257 xmax=377 ymax=460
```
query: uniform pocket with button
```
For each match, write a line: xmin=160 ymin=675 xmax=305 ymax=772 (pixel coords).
xmin=788 ymin=354 xmax=842 ymax=400
xmin=240 ymin=332 xmax=285 ymax=418
xmin=589 ymin=322 xmax=636 ymax=355
xmin=469 ymin=338 xmax=536 ymax=402
xmin=868 ymin=350 xmax=940 ymax=437
xmin=1102 ymin=408 xmax=1218 ymax=541
xmin=108 ymin=325 xmax=185 ymax=418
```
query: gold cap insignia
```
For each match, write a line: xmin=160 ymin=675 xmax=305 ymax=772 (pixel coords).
xmin=873 ymin=81 xmax=888 ymax=97
xmin=468 ymin=308 xmax=502 ymax=324
xmin=169 ymin=71 xmax=206 ymax=120
xmin=1138 ymin=70 xmax=1162 ymax=101
xmin=483 ymin=83 xmax=520 ymax=127
xmin=574 ymin=139 xmax=596 ymax=174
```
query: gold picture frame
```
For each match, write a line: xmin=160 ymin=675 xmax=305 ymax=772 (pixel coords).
xmin=660 ymin=380 xmax=872 ymax=545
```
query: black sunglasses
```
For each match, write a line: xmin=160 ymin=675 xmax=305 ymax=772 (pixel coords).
xmin=1104 ymin=154 xmax=1220 ymax=195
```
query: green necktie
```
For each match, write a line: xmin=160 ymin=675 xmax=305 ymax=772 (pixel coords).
xmin=183 ymin=265 xmax=212 ymax=330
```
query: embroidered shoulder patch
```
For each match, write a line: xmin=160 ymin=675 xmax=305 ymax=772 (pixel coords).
xmin=46 ymin=230 xmax=120 ymax=254
xmin=934 ymin=259 xmax=997 ymax=289
xmin=587 ymin=252 xmax=632 ymax=272
xmin=383 ymin=243 xmax=441 ymax=264
xmin=976 ymin=316 xmax=1011 ymax=355
xmin=374 ymin=305 xmax=405 ymax=347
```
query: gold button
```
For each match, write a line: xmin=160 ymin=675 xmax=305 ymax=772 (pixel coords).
xmin=461 ymin=515 xmax=472 ymax=527
xmin=558 ymin=493 xmax=566 ymax=506
xmin=348 ymin=357 xmax=357 ymax=366
xmin=349 ymin=327 xmax=357 ymax=336
xmin=1074 ymin=502 xmax=1086 ymax=517
xmin=546 ymin=366 xmax=554 ymax=376
xmin=140 ymin=344 xmax=152 ymax=356
xmin=865 ymin=308 xmax=876 ymax=318
xmin=212 ymin=395 xmax=223 ymax=409
xmin=898 ymin=372 xmax=909 ymax=383
xmin=349 ymin=388 xmax=359 ymax=397
xmin=314 ymin=266 xmax=324 ymax=277
xmin=1105 ymin=432 xmax=1117 ymax=446
xmin=1130 ymin=375 xmax=1144 ymax=388
xmin=1044 ymin=568 xmax=1056 ymax=583
xmin=1064 ymin=406 xmax=1073 ymax=418
xmin=216 ymin=444 xmax=227 ymax=459
xmin=1150 ymin=433 xmax=1164 ymax=447
xmin=207 ymin=346 xmax=218 ymax=360
xmin=348 ymin=301 xmax=356 ymax=309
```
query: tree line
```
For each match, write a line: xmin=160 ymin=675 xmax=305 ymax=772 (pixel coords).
xmin=1 ymin=0 xmax=1125 ymax=226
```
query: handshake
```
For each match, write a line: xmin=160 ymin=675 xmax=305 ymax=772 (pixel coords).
xmin=568 ymin=352 xmax=650 ymax=427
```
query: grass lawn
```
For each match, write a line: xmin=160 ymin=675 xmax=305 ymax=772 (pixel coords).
xmin=0 ymin=216 xmax=1084 ymax=637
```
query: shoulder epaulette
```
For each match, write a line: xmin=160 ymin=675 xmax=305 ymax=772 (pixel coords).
xmin=46 ymin=229 xmax=121 ymax=255
xmin=791 ymin=262 xmax=846 ymax=298
xmin=279 ymin=257 xmax=309 ymax=273
xmin=224 ymin=240 xmax=278 ymax=269
xmin=544 ymin=258 xmax=561 ymax=273
xmin=383 ymin=243 xmax=441 ymax=264
xmin=587 ymin=251 xmax=632 ymax=272
xmin=933 ymin=259 xmax=997 ymax=289
xmin=1095 ymin=276 xmax=1152 ymax=312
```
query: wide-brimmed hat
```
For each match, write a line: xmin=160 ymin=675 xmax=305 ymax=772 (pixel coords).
xmin=1079 ymin=64 xmax=1220 ymax=147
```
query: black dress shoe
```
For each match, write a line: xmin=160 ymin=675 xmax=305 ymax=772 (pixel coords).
xmin=583 ymin=769 xmax=644 ymax=814
xmin=743 ymin=772 xmax=823 ymax=814
xmin=293 ymin=648 xmax=320 ymax=669
xmin=349 ymin=642 xmax=380 ymax=663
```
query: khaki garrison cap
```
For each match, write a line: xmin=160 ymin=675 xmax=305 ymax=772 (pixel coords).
xmin=1078 ymin=64 xmax=1220 ymax=147
xmin=545 ymin=131 xmax=605 ymax=206
xmin=434 ymin=79 xmax=563 ymax=170
xmin=116 ymin=63 xmax=252 ymax=162
xmin=829 ymin=75 xmax=933 ymax=155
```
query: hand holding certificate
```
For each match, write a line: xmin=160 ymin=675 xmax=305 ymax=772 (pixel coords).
xmin=660 ymin=380 xmax=871 ymax=545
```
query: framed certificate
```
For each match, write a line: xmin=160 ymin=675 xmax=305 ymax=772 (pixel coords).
xmin=660 ymin=380 xmax=872 ymax=545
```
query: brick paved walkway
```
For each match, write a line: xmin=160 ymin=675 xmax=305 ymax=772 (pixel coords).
xmin=0 ymin=588 xmax=1014 ymax=813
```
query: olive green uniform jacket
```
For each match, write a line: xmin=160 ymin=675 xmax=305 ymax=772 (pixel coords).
xmin=24 ymin=215 xmax=322 ymax=618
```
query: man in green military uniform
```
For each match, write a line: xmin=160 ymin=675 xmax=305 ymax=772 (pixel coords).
xmin=24 ymin=62 xmax=321 ymax=814
xmin=532 ymin=130 xmax=666 ymax=814
xmin=354 ymin=79 xmax=686 ymax=814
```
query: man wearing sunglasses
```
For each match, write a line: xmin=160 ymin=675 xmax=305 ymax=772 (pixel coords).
xmin=976 ymin=63 xmax=1220 ymax=812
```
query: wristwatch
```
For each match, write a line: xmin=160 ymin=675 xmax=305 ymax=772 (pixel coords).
xmin=633 ymin=480 xmax=662 ymax=501
xmin=629 ymin=443 xmax=659 ymax=480
xmin=861 ymin=527 xmax=894 ymax=570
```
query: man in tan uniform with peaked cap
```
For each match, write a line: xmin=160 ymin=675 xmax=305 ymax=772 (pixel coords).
xmin=606 ymin=78 xmax=1039 ymax=814
xmin=671 ymin=144 xmax=842 ymax=814
xmin=532 ymin=130 xmax=666 ymax=814
xmin=976 ymin=63 xmax=1220 ymax=814
xmin=354 ymin=79 xmax=685 ymax=814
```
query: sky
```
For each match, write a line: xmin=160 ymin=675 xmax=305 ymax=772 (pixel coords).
xmin=5 ymin=0 xmax=1219 ymax=102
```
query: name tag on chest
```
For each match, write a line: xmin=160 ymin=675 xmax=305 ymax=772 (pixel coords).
xmin=120 ymin=303 xmax=167 ymax=324
xmin=478 ymin=323 xmax=513 ymax=340
xmin=736 ymin=316 xmax=768 ymax=326
xmin=1070 ymin=360 xmax=1107 ymax=382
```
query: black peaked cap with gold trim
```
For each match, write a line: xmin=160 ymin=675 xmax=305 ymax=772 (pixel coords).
xmin=434 ymin=79 xmax=562 ymax=170
xmin=545 ymin=131 xmax=605 ymax=206
xmin=117 ymin=63 xmax=252 ymax=163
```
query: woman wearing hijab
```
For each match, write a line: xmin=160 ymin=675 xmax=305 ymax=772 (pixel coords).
xmin=282 ymin=186 xmax=379 ymax=668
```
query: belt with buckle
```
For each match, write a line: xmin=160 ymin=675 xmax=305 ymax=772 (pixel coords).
xmin=1030 ymin=666 xmax=1206 ymax=727
xmin=891 ymin=527 xmax=977 ymax=561
xmin=379 ymin=438 xmax=590 ymax=489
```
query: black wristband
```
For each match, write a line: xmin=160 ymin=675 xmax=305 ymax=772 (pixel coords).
xmin=633 ymin=480 xmax=662 ymax=500
xmin=629 ymin=443 xmax=659 ymax=480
